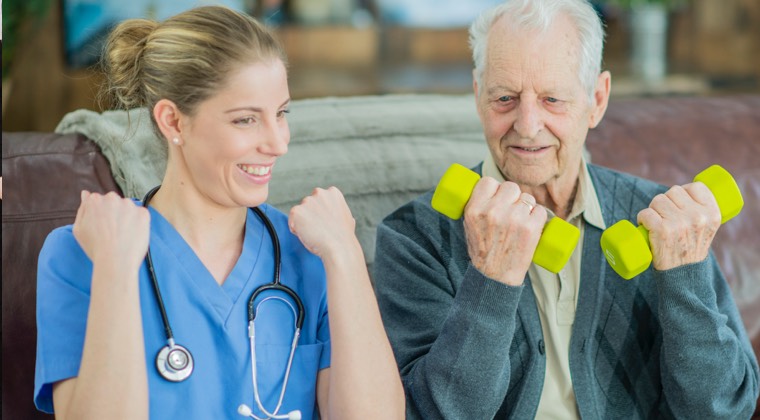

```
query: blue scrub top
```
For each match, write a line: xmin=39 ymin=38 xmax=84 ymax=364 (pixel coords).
xmin=34 ymin=203 xmax=331 ymax=419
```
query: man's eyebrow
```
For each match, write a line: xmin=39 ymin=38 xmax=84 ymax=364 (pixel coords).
xmin=486 ymin=85 xmax=516 ymax=95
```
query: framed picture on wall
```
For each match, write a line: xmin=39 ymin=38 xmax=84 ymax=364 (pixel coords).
xmin=62 ymin=0 xmax=247 ymax=68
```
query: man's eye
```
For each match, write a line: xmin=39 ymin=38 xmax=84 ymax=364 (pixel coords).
xmin=546 ymin=97 xmax=559 ymax=103
xmin=498 ymin=96 xmax=513 ymax=102
xmin=277 ymin=109 xmax=290 ymax=118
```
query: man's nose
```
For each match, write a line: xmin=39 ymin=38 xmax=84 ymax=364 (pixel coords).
xmin=513 ymin=100 xmax=543 ymax=139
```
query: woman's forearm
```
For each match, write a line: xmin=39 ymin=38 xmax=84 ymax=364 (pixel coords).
xmin=55 ymin=260 xmax=148 ymax=420
xmin=322 ymin=238 xmax=405 ymax=420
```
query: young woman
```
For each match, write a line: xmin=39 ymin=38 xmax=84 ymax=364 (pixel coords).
xmin=33 ymin=6 xmax=404 ymax=419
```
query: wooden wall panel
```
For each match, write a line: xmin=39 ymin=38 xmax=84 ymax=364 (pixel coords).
xmin=3 ymin=0 xmax=758 ymax=132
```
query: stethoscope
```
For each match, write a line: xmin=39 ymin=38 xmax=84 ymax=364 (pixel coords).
xmin=142 ymin=186 xmax=304 ymax=420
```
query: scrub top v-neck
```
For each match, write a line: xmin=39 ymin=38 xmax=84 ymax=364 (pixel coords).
xmin=35 ymin=203 xmax=331 ymax=419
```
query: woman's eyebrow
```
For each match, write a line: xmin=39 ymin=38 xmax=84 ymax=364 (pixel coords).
xmin=225 ymin=98 xmax=291 ymax=114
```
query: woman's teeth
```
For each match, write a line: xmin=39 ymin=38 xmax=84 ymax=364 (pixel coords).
xmin=519 ymin=147 xmax=543 ymax=152
xmin=239 ymin=164 xmax=271 ymax=176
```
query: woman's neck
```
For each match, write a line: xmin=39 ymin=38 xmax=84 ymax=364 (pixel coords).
xmin=149 ymin=182 xmax=248 ymax=285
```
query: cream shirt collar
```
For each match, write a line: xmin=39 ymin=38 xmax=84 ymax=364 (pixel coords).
xmin=481 ymin=153 xmax=606 ymax=230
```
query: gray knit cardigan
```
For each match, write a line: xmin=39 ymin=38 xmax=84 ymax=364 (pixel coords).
xmin=373 ymin=163 xmax=759 ymax=419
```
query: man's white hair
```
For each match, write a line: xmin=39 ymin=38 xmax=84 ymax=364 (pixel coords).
xmin=469 ymin=0 xmax=605 ymax=102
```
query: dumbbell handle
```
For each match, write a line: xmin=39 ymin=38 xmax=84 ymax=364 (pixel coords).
xmin=601 ymin=164 xmax=744 ymax=280
xmin=431 ymin=163 xmax=580 ymax=274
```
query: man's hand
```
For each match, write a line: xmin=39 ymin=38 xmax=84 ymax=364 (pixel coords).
xmin=463 ymin=177 xmax=547 ymax=286
xmin=637 ymin=182 xmax=721 ymax=271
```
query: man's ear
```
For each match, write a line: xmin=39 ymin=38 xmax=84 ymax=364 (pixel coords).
xmin=589 ymin=70 xmax=611 ymax=129
xmin=472 ymin=69 xmax=480 ymax=101
xmin=153 ymin=99 xmax=183 ymax=143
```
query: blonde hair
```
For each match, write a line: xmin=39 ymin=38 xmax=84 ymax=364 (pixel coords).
xmin=100 ymin=6 xmax=285 ymax=124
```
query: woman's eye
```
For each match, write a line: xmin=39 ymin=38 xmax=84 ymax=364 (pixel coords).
xmin=498 ymin=96 xmax=513 ymax=103
xmin=277 ymin=109 xmax=290 ymax=118
xmin=235 ymin=117 xmax=256 ymax=125
xmin=546 ymin=97 xmax=559 ymax=103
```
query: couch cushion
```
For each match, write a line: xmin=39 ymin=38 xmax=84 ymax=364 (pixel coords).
xmin=269 ymin=95 xmax=488 ymax=264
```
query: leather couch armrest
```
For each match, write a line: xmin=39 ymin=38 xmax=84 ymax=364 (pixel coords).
xmin=2 ymin=131 xmax=121 ymax=420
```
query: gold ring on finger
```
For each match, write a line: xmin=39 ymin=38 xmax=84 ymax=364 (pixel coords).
xmin=519 ymin=198 xmax=535 ymax=213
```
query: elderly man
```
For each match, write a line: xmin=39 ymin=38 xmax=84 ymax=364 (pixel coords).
xmin=372 ymin=0 xmax=760 ymax=418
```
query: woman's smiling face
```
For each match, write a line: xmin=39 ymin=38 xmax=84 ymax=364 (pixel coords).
xmin=177 ymin=59 xmax=291 ymax=209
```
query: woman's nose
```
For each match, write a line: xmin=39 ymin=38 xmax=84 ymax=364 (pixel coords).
xmin=260 ymin=120 xmax=289 ymax=156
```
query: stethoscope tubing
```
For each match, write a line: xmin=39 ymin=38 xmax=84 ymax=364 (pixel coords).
xmin=141 ymin=186 xmax=306 ymax=343
xmin=143 ymin=186 xmax=176 ymax=342
xmin=249 ymin=297 xmax=301 ymax=419
xmin=140 ymin=184 xmax=307 ymax=420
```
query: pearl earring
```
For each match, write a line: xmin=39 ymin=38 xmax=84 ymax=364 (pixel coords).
xmin=172 ymin=137 xmax=180 ymax=145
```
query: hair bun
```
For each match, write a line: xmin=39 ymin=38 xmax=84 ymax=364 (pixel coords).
xmin=101 ymin=19 xmax=159 ymax=109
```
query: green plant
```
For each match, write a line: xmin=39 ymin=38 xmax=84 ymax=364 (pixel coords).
xmin=2 ymin=0 xmax=53 ymax=79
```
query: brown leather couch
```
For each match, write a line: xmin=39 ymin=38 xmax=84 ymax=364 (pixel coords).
xmin=3 ymin=94 xmax=760 ymax=419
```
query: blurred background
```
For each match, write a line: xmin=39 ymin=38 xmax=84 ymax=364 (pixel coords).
xmin=2 ymin=0 xmax=759 ymax=132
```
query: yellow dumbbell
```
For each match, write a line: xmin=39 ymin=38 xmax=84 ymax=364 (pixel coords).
xmin=431 ymin=163 xmax=580 ymax=274
xmin=600 ymin=164 xmax=744 ymax=280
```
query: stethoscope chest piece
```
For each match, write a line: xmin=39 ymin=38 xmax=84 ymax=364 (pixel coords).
xmin=156 ymin=342 xmax=194 ymax=382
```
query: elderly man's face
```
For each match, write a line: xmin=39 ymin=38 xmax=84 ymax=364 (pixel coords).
xmin=475 ymin=13 xmax=608 ymax=190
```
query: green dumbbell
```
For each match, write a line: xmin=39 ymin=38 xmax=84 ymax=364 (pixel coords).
xmin=600 ymin=164 xmax=744 ymax=280
xmin=431 ymin=163 xmax=580 ymax=274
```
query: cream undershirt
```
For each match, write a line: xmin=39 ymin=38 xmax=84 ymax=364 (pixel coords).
xmin=481 ymin=155 xmax=606 ymax=419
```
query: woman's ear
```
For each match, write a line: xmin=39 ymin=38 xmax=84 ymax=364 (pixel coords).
xmin=153 ymin=99 xmax=183 ymax=144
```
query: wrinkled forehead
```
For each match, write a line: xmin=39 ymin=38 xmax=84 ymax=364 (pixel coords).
xmin=484 ymin=13 xmax=583 ymax=77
